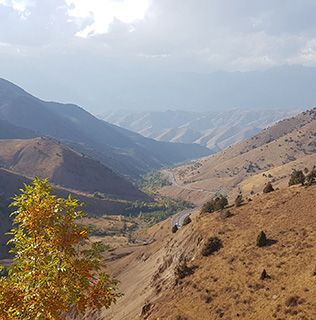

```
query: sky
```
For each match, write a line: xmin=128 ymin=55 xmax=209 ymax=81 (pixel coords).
xmin=0 ymin=0 xmax=316 ymax=113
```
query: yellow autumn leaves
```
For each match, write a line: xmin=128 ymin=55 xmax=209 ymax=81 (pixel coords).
xmin=0 ymin=178 xmax=120 ymax=320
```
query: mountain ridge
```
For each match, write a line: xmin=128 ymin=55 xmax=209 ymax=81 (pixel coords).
xmin=0 ymin=78 xmax=212 ymax=178
xmin=101 ymin=109 xmax=299 ymax=151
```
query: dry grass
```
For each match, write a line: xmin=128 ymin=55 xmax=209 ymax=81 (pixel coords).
xmin=158 ymin=109 xmax=316 ymax=205
xmin=101 ymin=184 xmax=316 ymax=320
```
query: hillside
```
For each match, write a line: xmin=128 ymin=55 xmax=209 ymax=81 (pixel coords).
xmin=0 ymin=137 xmax=147 ymax=201
xmin=100 ymin=183 xmax=316 ymax=320
xmin=101 ymin=109 xmax=298 ymax=151
xmin=0 ymin=78 xmax=211 ymax=178
xmin=157 ymin=108 xmax=316 ymax=204
xmin=0 ymin=167 xmax=141 ymax=259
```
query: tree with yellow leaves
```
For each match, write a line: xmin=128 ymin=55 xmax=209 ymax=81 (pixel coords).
xmin=0 ymin=178 xmax=120 ymax=320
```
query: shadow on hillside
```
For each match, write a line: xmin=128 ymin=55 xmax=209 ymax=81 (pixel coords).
xmin=265 ymin=239 xmax=278 ymax=247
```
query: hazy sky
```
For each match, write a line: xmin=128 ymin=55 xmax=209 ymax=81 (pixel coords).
xmin=1 ymin=0 xmax=316 ymax=113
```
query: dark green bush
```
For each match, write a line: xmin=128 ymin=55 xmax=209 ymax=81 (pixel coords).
xmin=288 ymin=169 xmax=305 ymax=186
xmin=201 ymin=195 xmax=228 ymax=214
xmin=256 ymin=231 xmax=267 ymax=247
xmin=175 ymin=262 xmax=196 ymax=280
xmin=306 ymin=168 xmax=316 ymax=186
xmin=260 ymin=269 xmax=270 ymax=280
xmin=263 ymin=182 xmax=274 ymax=193
xmin=201 ymin=237 xmax=222 ymax=256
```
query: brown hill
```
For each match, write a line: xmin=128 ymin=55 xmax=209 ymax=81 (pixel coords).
xmin=158 ymin=108 xmax=316 ymax=204
xmin=101 ymin=183 xmax=316 ymax=320
xmin=0 ymin=167 xmax=139 ymax=259
xmin=0 ymin=78 xmax=211 ymax=178
xmin=0 ymin=137 xmax=148 ymax=201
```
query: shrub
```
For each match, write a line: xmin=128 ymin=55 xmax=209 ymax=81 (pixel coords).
xmin=175 ymin=262 xmax=196 ymax=280
xmin=256 ymin=231 xmax=267 ymax=247
xmin=285 ymin=296 xmax=302 ymax=307
xmin=235 ymin=193 xmax=243 ymax=207
xmin=182 ymin=216 xmax=192 ymax=226
xmin=220 ymin=210 xmax=233 ymax=219
xmin=306 ymin=168 xmax=316 ymax=186
xmin=288 ymin=169 xmax=305 ymax=186
xmin=260 ymin=269 xmax=270 ymax=280
xmin=201 ymin=237 xmax=222 ymax=256
xmin=263 ymin=182 xmax=274 ymax=193
xmin=201 ymin=195 xmax=228 ymax=214
xmin=172 ymin=225 xmax=178 ymax=233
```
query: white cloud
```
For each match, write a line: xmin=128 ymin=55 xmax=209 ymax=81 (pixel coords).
xmin=65 ymin=0 xmax=150 ymax=37
xmin=0 ymin=0 xmax=34 ymax=14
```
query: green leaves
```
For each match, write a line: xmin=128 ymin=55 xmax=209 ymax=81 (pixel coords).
xmin=0 ymin=178 xmax=120 ymax=320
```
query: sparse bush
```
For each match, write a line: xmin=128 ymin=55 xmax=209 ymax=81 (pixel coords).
xmin=260 ymin=269 xmax=270 ymax=280
xmin=182 ymin=216 xmax=192 ymax=226
xmin=263 ymin=182 xmax=274 ymax=193
xmin=172 ymin=225 xmax=178 ymax=233
xmin=256 ymin=231 xmax=267 ymax=247
xmin=306 ymin=168 xmax=316 ymax=186
xmin=201 ymin=201 xmax=213 ymax=214
xmin=288 ymin=169 xmax=305 ymax=186
xmin=285 ymin=296 xmax=302 ymax=307
xmin=201 ymin=195 xmax=228 ymax=214
xmin=201 ymin=237 xmax=222 ymax=256
xmin=235 ymin=193 xmax=243 ymax=207
xmin=220 ymin=210 xmax=233 ymax=219
xmin=175 ymin=262 xmax=196 ymax=280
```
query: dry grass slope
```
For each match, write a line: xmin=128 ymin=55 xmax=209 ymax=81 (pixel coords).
xmin=159 ymin=108 xmax=316 ymax=204
xmin=101 ymin=184 xmax=316 ymax=320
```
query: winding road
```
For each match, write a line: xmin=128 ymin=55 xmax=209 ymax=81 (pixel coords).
xmin=166 ymin=170 xmax=216 ymax=194
xmin=165 ymin=169 xmax=223 ymax=228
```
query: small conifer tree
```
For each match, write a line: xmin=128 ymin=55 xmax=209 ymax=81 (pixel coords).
xmin=256 ymin=231 xmax=268 ymax=247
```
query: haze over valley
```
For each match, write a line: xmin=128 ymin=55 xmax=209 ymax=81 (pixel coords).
xmin=0 ymin=1 xmax=316 ymax=319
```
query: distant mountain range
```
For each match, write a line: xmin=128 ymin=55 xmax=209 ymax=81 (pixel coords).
xmin=157 ymin=108 xmax=316 ymax=204
xmin=0 ymin=78 xmax=211 ymax=179
xmin=101 ymin=109 xmax=299 ymax=151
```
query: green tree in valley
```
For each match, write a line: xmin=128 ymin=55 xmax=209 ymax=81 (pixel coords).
xmin=0 ymin=178 xmax=120 ymax=320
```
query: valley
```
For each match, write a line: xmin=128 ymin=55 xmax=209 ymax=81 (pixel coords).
xmin=0 ymin=80 xmax=315 ymax=319
xmin=1 ymin=2 xmax=316 ymax=319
